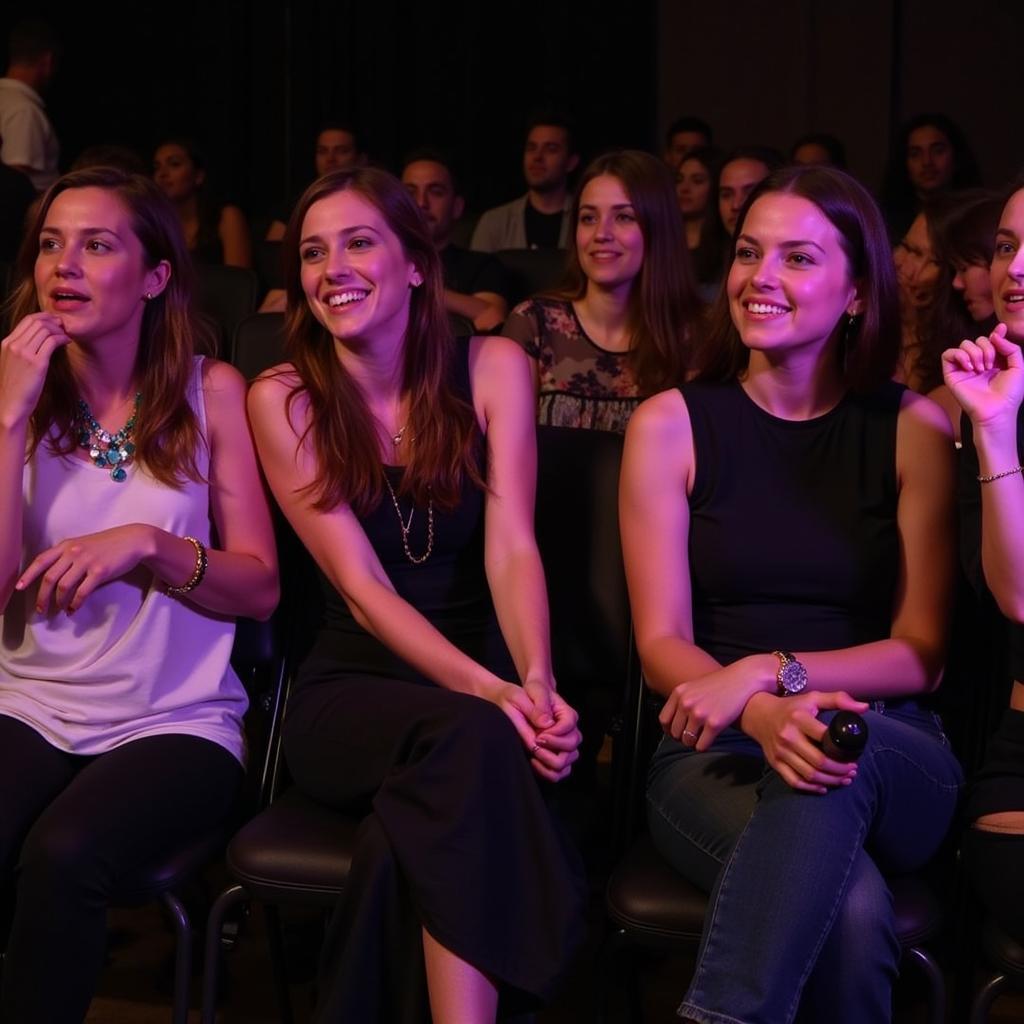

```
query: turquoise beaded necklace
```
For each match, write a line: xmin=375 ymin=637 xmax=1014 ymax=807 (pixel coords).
xmin=75 ymin=393 xmax=141 ymax=482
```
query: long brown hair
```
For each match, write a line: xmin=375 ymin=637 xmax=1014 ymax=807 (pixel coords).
xmin=549 ymin=150 xmax=701 ymax=394
xmin=282 ymin=168 xmax=483 ymax=515
xmin=7 ymin=166 xmax=211 ymax=485
xmin=696 ymin=166 xmax=901 ymax=394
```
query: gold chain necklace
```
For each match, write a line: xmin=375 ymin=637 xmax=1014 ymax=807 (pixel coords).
xmin=382 ymin=474 xmax=434 ymax=564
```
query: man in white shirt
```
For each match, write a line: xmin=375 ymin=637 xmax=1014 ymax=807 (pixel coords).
xmin=0 ymin=20 xmax=60 ymax=192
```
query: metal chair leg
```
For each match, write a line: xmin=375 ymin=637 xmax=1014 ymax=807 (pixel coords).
xmin=160 ymin=891 xmax=192 ymax=1024
xmin=970 ymin=972 xmax=1008 ymax=1024
xmin=201 ymin=884 xmax=248 ymax=1024
xmin=904 ymin=944 xmax=946 ymax=1024
xmin=264 ymin=904 xmax=294 ymax=1024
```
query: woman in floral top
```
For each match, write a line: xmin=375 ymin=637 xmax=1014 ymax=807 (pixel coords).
xmin=502 ymin=150 xmax=703 ymax=432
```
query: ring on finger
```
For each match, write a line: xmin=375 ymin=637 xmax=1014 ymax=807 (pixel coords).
xmin=682 ymin=728 xmax=698 ymax=742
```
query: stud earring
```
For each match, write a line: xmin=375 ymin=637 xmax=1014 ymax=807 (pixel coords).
xmin=144 ymin=292 xmax=153 ymax=301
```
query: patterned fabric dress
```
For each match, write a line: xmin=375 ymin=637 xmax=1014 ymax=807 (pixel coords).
xmin=502 ymin=297 xmax=641 ymax=433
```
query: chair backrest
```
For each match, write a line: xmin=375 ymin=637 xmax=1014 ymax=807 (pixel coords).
xmin=194 ymin=264 xmax=260 ymax=359
xmin=231 ymin=313 xmax=287 ymax=380
xmin=254 ymin=239 xmax=284 ymax=294
xmin=495 ymin=248 xmax=568 ymax=307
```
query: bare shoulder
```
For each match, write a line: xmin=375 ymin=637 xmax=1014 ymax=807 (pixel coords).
xmin=627 ymin=387 xmax=691 ymax=446
xmin=898 ymin=387 xmax=955 ymax=441
xmin=468 ymin=333 xmax=529 ymax=371
xmin=201 ymin=356 xmax=247 ymax=396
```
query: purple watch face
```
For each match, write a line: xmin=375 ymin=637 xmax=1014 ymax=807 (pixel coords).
xmin=780 ymin=660 xmax=808 ymax=693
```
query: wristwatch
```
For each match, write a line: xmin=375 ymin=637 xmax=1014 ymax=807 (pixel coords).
xmin=772 ymin=650 xmax=808 ymax=696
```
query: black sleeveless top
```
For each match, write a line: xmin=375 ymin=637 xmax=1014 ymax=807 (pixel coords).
xmin=306 ymin=340 xmax=514 ymax=683
xmin=683 ymin=379 xmax=905 ymax=667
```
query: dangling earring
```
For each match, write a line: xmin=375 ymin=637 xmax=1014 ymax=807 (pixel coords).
xmin=842 ymin=312 xmax=861 ymax=348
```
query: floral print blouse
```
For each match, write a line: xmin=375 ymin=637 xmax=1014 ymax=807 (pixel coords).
xmin=501 ymin=298 xmax=641 ymax=433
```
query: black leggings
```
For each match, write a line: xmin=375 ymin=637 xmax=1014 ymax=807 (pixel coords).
xmin=0 ymin=715 xmax=242 ymax=1023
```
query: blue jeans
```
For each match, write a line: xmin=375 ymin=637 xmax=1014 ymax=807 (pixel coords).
xmin=646 ymin=705 xmax=963 ymax=1024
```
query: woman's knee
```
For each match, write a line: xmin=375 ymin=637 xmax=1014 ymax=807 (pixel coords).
xmin=17 ymin=814 xmax=107 ymax=898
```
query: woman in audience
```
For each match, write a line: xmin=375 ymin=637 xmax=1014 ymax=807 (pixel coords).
xmin=676 ymin=145 xmax=726 ymax=296
xmin=881 ymin=113 xmax=981 ymax=242
xmin=922 ymin=190 xmax=1002 ymax=436
xmin=502 ymin=149 xmax=701 ymax=432
xmin=0 ymin=167 xmax=278 ymax=1021
xmin=894 ymin=204 xmax=945 ymax=392
xmin=621 ymin=165 xmax=962 ymax=1023
xmin=247 ymin=167 xmax=585 ymax=1023
xmin=945 ymin=183 xmax=1024 ymax=946
xmin=153 ymin=137 xmax=252 ymax=269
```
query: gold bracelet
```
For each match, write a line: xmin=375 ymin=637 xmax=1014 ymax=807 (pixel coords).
xmin=977 ymin=465 xmax=1024 ymax=484
xmin=166 ymin=536 xmax=208 ymax=595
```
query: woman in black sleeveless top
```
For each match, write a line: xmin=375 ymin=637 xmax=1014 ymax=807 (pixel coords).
xmin=620 ymin=166 xmax=963 ymax=1024
xmin=248 ymin=168 xmax=585 ymax=1023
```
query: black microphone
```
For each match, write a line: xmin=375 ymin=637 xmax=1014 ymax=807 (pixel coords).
xmin=821 ymin=711 xmax=869 ymax=763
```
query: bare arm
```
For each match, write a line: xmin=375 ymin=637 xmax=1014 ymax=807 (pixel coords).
xmin=621 ymin=388 xmax=955 ymax=784
xmin=444 ymin=289 xmax=508 ymax=332
xmin=0 ymin=315 xmax=71 ymax=610
xmin=17 ymin=360 xmax=280 ymax=620
xmin=943 ymin=327 xmax=1024 ymax=620
xmin=218 ymin=205 xmax=253 ymax=269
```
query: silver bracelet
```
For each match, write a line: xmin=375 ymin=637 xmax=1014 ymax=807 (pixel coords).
xmin=977 ymin=465 xmax=1024 ymax=484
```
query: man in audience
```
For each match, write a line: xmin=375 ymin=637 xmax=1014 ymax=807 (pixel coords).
xmin=265 ymin=121 xmax=366 ymax=241
xmin=662 ymin=116 xmax=713 ymax=169
xmin=471 ymin=113 xmax=579 ymax=252
xmin=402 ymin=151 xmax=509 ymax=332
xmin=717 ymin=146 xmax=784 ymax=236
xmin=0 ymin=19 xmax=60 ymax=192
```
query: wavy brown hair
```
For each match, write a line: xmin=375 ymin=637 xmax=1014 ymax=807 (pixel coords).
xmin=281 ymin=168 xmax=483 ymax=515
xmin=6 ymin=166 xmax=212 ymax=485
xmin=547 ymin=149 xmax=701 ymax=394
xmin=696 ymin=166 xmax=901 ymax=394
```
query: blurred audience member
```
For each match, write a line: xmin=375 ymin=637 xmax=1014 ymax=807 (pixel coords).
xmin=922 ymin=190 xmax=1003 ymax=437
xmin=717 ymin=146 xmax=784 ymax=237
xmin=0 ymin=19 xmax=60 ymax=191
xmin=790 ymin=132 xmax=847 ymax=169
xmin=881 ymin=113 xmax=981 ymax=241
xmin=471 ymin=112 xmax=579 ymax=252
xmin=676 ymin=145 xmax=725 ymax=294
xmin=153 ymin=137 xmax=252 ymax=269
xmin=663 ymin=115 xmax=713 ymax=170
xmin=70 ymin=143 xmax=147 ymax=175
xmin=402 ymin=150 xmax=509 ymax=332
xmin=265 ymin=121 xmax=367 ymax=242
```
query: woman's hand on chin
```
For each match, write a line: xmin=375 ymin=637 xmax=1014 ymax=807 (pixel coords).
xmin=16 ymin=524 xmax=155 ymax=614
xmin=0 ymin=314 xmax=72 ymax=430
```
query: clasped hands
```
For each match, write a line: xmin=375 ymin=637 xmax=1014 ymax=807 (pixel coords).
xmin=490 ymin=677 xmax=581 ymax=783
xmin=659 ymin=656 xmax=867 ymax=794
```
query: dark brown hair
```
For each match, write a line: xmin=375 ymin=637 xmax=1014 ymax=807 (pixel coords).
xmin=549 ymin=149 xmax=701 ymax=394
xmin=696 ymin=165 xmax=901 ymax=393
xmin=7 ymin=166 xmax=211 ymax=485
xmin=281 ymin=167 xmax=483 ymax=515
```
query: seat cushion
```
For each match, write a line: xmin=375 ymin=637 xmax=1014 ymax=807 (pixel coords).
xmin=606 ymin=834 xmax=707 ymax=945
xmin=981 ymin=916 xmax=1024 ymax=977
xmin=606 ymin=836 xmax=943 ymax=950
xmin=114 ymin=827 xmax=229 ymax=905
xmin=226 ymin=787 xmax=359 ymax=906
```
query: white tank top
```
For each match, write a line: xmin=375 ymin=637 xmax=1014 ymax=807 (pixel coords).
xmin=0 ymin=357 xmax=247 ymax=763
